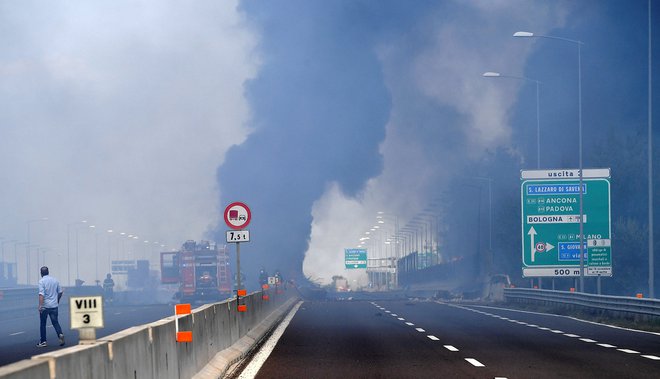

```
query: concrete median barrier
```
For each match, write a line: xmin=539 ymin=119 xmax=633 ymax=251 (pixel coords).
xmin=0 ymin=290 xmax=297 ymax=379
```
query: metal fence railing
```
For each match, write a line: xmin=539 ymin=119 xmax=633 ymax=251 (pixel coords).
xmin=503 ymin=288 xmax=660 ymax=318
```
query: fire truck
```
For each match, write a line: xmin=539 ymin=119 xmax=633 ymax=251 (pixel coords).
xmin=160 ymin=240 xmax=232 ymax=302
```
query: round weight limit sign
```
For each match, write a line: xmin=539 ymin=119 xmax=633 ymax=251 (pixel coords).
xmin=224 ymin=202 xmax=251 ymax=230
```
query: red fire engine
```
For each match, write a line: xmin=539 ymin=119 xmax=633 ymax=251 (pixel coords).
xmin=161 ymin=240 xmax=232 ymax=302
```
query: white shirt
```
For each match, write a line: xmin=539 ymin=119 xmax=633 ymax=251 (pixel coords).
xmin=38 ymin=275 xmax=62 ymax=308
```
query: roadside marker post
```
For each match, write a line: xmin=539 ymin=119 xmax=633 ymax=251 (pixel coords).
xmin=236 ymin=289 xmax=248 ymax=312
xmin=175 ymin=303 xmax=192 ymax=343
xmin=70 ymin=296 xmax=104 ymax=344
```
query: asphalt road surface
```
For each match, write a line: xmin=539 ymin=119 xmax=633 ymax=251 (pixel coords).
xmin=247 ymin=300 xmax=660 ymax=379
xmin=0 ymin=303 xmax=174 ymax=367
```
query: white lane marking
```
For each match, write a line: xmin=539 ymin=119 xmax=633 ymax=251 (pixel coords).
xmin=427 ymin=335 xmax=439 ymax=341
xmin=10 ymin=332 xmax=25 ymax=336
xmin=385 ymin=310 xmax=391 ymax=313
xmin=444 ymin=345 xmax=459 ymax=352
xmin=405 ymin=322 xmax=414 ymax=326
xmin=114 ymin=312 xmax=122 ymax=315
xmin=441 ymin=302 xmax=660 ymax=363
xmin=415 ymin=328 xmax=425 ymax=333
xmin=238 ymin=301 xmax=303 ymax=379
xmin=462 ymin=303 xmax=660 ymax=337
xmin=397 ymin=318 xmax=405 ymax=321
xmin=579 ymin=338 xmax=597 ymax=343
xmin=465 ymin=358 xmax=485 ymax=367
xmin=391 ymin=314 xmax=398 ymax=317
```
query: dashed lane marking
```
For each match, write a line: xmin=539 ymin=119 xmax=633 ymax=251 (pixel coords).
xmin=397 ymin=318 xmax=405 ymax=321
xmin=465 ymin=358 xmax=485 ymax=367
xmin=444 ymin=345 xmax=459 ymax=352
xmin=415 ymin=328 xmax=426 ymax=333
xmin=9 ymin=332 xmax=24 ymax=336
xmin=440 ymin=302 xmax=660 ymax=365
xmin=405 ymin=322 xmax=414 ymax=326
xmin=427 ymin=335 xmax=439 ymax=341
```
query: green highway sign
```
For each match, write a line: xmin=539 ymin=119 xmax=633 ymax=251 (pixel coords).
xmin=345 ymin=248 xmax=367 ymax=269
xmin=520 ymin=169 xmax=612 ymax=277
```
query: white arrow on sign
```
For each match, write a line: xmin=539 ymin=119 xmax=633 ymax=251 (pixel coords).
xmin=528 ymin=226 xmax=537 ymax=262
xmin=545 ymin=242 xmax=555 ymax=252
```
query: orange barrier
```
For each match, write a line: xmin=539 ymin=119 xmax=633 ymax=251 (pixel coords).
xmin=175 ymin=303 xmax=192 ymax=342
xmin=636 ymin=293 xmax=643 ymax=298
xmin=236 ymin=289 xmax=248 ymax=312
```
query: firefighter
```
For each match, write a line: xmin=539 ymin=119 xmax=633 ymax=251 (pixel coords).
xmin=103 ymin=273 xmax=115 ymax=303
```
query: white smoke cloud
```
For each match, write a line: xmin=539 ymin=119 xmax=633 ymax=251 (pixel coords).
xmin=304 ymin=0 xmax=569 ymax=285
xmin=0 ymin=1 xmax=257 ymax=285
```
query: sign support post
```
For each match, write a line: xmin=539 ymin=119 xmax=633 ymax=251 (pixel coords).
xmin=236 ymin=242 xmax=242 ymax=291
xmin=224 ymin=201 xmax=251 ymax=312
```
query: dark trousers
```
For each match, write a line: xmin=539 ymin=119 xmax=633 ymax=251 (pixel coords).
xmin=40 ymin=307 xmax=63 ymax=343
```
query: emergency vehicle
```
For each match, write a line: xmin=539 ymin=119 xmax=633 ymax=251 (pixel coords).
xmin=160 ymin=240 xmax=232 ymax=302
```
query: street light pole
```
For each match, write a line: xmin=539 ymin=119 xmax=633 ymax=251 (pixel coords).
xmin=67 ymin=220 xmax=87 ymax=286
xmin=648 ymin=0 xmax=655 ymax=299
xmin=26 ymin=218 xmax=48 ymax=284
xmin=514 ymin=31 xmax=585 ymax=292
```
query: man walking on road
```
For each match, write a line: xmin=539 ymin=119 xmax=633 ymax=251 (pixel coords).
xmin=37 ymin=266 xmax=65 ymax=347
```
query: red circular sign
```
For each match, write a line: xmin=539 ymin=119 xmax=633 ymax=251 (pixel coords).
xmin=224 ymin=202 xmax=251 ymax=230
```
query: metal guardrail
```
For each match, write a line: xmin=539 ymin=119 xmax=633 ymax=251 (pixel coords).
xmin=503 ymin=288 xmax=660 ymax=317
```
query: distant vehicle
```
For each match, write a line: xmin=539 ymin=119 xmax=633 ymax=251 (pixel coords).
xmin=160 ymin=240 xmax=232 ymax=302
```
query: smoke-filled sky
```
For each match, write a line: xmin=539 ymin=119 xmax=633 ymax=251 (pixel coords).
xmin=1 ymin=1 xmax=657 ymax=288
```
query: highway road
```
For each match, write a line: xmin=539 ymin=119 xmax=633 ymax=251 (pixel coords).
xmin=242 ymin=300 xmax=660 ymax=379
xmin=0 ymin=303 xmax=174 ymax=367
